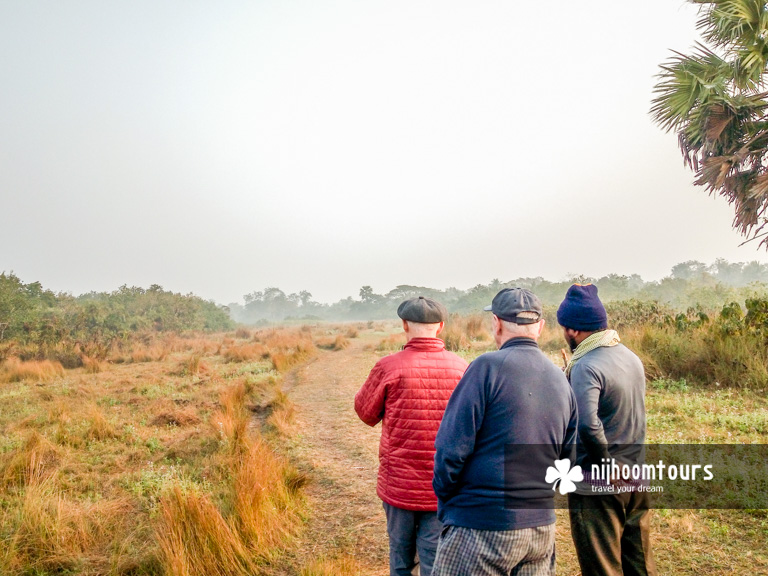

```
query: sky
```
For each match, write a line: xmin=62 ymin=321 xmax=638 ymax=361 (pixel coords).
xmin=3 ymin=0 xmax=768 ymax=305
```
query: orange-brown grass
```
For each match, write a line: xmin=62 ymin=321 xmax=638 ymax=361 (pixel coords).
xmin=210 ymin=381 xmax=250 ymax=454
xmin=344 ymin=327 xmax=359 ymax=339
xmin=376 ymin=333 xmax=406 ymax=352
xmin=300 ymin=556 xmax=364 ymax=576
xmin=223 ymin=342 xmax=268 ymax=363
xmin=156 ymin=376 xmax=304 ymax=573
xmin=151 ymin=401 xmax=201 ymax=428
xmin=269 ymin=335 xmax=317 ymax=372
xmin=2 ymin=479 xmax=136 ymax=576
xmin=440 ymin=323 xmax=470 ymax=351
xmin=156 ymin=485 xmax=259 ymax=576
xmin=0 ymin=358 xmax=65 ymax=383
xmin=315 ymin=334 xmax=350 ymax=351
xmin=130 ymin=343 xmax=171 ymax=363
xmin=176 ymin=335 xmax=221 ymax=356
xmin=81 ymin=355 xmax=105 ymax=374
xmin=463 ymin=314 xmax=491 ymax=341
xmin=85 ymin=405 xmax=117 ymax=441
xmin=176 ymin=353 xmax=209 ymax=376
xmin=265 ymin=389 xmax=296 ymax=436
xmin=0 ymin=432 xmax=60 ymax=488
xmin=234 ymin=328 xmax=252 ymax=339
xmin=232 ymin=437 xmax=303 ymax=557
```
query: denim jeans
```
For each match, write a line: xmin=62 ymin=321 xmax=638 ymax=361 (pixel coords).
xmin=383 ymin=501 xmax=442 ymax=576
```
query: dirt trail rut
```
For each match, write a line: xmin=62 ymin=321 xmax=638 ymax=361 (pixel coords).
xmin=283 ymin=333 xmax=390 ymax=574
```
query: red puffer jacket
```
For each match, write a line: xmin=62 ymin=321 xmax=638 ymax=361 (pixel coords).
xmin=355 ymin=337 xmax=468 ymax=511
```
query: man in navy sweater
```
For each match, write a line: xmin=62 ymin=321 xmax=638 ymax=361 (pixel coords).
xmin=432 ymin=288 xmax=578 ymax=576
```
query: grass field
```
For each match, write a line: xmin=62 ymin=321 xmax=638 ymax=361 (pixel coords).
xmin=0 ymin=320 xmax=766 ymax=575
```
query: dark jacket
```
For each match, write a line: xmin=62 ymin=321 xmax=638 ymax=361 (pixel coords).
xmin=568 ymin=343 xmax=647 ymax=492
xmin=355 ymin=337 xmax=468 ymax=511
xmin=433 ymin=337 xmax=578 ymax=530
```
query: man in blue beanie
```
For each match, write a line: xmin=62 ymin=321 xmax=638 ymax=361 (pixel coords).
xmin=557 ymin=284 xmax=656 ymax=576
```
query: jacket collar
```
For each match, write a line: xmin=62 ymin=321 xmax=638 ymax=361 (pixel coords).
xmin=404 ymin=337 xmax=446 ymax=352
xmin=499 ymin=336 xmax=539 ymax=351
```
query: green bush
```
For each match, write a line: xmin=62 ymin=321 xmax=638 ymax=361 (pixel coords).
xmin=0 ymin=274 xmax=234 ymax=362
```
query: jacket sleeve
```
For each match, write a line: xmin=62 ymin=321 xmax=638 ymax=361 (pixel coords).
xmin=354 ymin=361 xmax=388 ymax=427
xmin=569 ymin=362 xmax=611 ymax=463
xmin=432 ymin=360 xmax=487 ymax=502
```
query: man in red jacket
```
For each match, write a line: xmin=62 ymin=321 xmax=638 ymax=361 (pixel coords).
xmin=355 ymin=297 xmax=468 ymax=576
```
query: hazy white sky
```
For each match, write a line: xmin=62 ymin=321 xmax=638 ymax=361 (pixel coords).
xmin=3 ymin=1 xmax=767 ymax=304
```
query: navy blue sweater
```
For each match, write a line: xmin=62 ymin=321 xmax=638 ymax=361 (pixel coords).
xmin=433 ymin=337 xmax=578 ymax=530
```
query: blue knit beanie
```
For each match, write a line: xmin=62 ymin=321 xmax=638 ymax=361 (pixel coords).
xmin=557 ymin=284 xmax=608 ymax=331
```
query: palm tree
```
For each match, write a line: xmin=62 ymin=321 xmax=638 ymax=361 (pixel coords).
xmin=651 ymin=0 xmax=768 ymax=248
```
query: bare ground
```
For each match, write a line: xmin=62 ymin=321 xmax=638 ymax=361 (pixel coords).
xmin=277 ymin=331 xmax=390 ymax=574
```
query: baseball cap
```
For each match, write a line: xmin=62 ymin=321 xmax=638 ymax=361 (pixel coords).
xmin=484 ymin=288 xmax=542 ymax=324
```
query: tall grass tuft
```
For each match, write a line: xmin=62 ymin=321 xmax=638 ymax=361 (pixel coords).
xmin=81 ymin=355 xmax=104 ymax=374
xmin=223 ymin=343 xmax=268 ymax=363
xmin=0 ymin=358 xmax=65 ymax=383
xmin=211 ymin=381 xmax=250 ymax=454
xmin=1 ymin=477 xmax=135 ymax=575
xmin=376 ymin=333 xmax=406 ymax=352
xmin=440 ymin=323 xmax=469 ymax=351
xmin=86 ymin=405 xmax=117 ymax=441
xmin=0 ymin=432 xmax=60 ymax=488
xmin=156 ymin=485 xmax=259 ymax=576
xmin=316 ymin=334 xmax=350 ymax=351
xmin=232 ymin=438 xmax=303 ymax=557
xmin=234 ymin=328 xmax=252 ymax=340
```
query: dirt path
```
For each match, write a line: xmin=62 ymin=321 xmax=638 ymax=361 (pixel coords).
xmin=280 ymin=331 xmax=390 ymax=574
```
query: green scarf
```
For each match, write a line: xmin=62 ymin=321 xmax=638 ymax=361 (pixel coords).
xmin=565 ymin=329 xmax=620 ymax=378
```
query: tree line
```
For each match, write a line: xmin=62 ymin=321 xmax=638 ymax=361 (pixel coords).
xmin=228 ymin=259 xmax=768 ymax=324
xmin=0 ymin=273 xmax=234 ymax=359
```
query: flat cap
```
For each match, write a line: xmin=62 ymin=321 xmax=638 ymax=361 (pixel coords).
xmin=484 ymin=288 xmax=542 ymax=324
xmin=397 ymin=296 xmax=447 ymax=323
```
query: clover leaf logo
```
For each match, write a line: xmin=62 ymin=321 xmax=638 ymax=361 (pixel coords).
xmin=545 ymin=458 xmax=583 ymax=495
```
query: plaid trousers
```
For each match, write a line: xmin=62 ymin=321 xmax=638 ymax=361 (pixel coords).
xmin=431 ymin=524 xmax=556 ymax=576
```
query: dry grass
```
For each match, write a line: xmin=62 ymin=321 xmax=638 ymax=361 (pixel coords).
xmin=439 ymin=323 xmax=470 ymax=351
xmin=0 ymin=357 xmax=65 ymax=382
xmin=0 ymin=432 xmax=60 ymax=488
xmin=0 ymin=327 xmax=318 ymax=576
xmin=300 ymin=556 xmax=364 ymax=576
xmin=151 ymin=404 xmax=201 ymax=428
xmin=86 ymin=405 xmax=117 ymax=441
xmin=375 ymin=333 xmax=406 ymax=352
xmin=156 ymin=485 xmax=259 ymax=576
xmin=210 ymin=381 xmax=250 ymax=455
xmin=234 ymin=328 xmax=252 ymax=340
xmin=130 ymin=344 xmax=171 ymax=364
xmin=223 ymin=343 xmax=268 ymax=363
xmin=81 ymin=355 xmax=105 ymax=374
xmin=232 ymin=438 xmax=304 ymax=557
xmin=316 ymin=334 xmax=350 ymax=351
xmin=2 ymin=479 xmax=136 ymax=576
